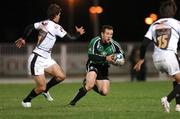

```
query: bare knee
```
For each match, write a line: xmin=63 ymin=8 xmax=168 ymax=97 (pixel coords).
xmin=56 ymin=74 xmax=66 ymax=81
xmin=85 ymin=84 xmax=95 ymax=91
xmin=100 ymin=89 xmax=109 ymax=96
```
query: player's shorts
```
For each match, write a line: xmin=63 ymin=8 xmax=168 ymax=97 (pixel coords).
xmin=152 ymin=50 xmax=180 ymax=76
xmin=27 ymin=52 xmax=56 ymax=76
xmin=86 ymin=63 xmax=109 ymax=80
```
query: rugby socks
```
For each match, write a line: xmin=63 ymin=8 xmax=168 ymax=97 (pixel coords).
xmin=92 ymin=85 xmax=99 ymax=94
xmin=69 ymin=87 xmax=87 ymax=105
xmin=167 ymin=84 xmax=180 ymax=102
xmin=44 ymin=77 xmax=63 ymax=92
xmin=23 ymin=89 xmax=39 ymax=102
xmin=173 ymin=81 xmax=180 ymax=104
xmin=83 ymin=78 xmax=105 ymax=96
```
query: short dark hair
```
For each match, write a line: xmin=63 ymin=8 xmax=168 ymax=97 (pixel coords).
xmin=47 ymin=4 xmax=62 ymax=20
xmin=159 ymin=0 xmax=177 ymax=18
xmin=101 ymin=25 xmax=113 ymax=33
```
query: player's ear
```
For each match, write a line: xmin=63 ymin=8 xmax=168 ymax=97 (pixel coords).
xmin=101 ymin=32 xmax=103 ymax=37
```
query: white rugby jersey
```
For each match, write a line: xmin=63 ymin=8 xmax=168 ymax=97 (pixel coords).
xmin=33 ymin=20 xmax=67 ymax=58
xmin=145 ymin=18 xmax=180 ymax=54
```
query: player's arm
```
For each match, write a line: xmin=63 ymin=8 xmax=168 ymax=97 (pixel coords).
xmin=113 ymin=41 xmax=125 ymax=58
xmin=139 ymin=37 xmax=152 ymax=59
xmin=88 ymin=41 xmax=106 ymax=61
xmin=88 ymin=54 xmax=106 ymax=61
xmin=111 ymin=41 xmax=125 ymax=65
xmin=88 ymin=40 xmax=114 ymax=63
xmin=134 ymin=37 xmax=152 ymax=71
xmin=15 ymin=24 xmax=35 ymax=48
xmin=63 ymin=32 xmax=81 ymax=40
xmin=88 ymin=54 xmax=114 ymax=63
xmin=63 ymin=26 xmax=85 ymax=40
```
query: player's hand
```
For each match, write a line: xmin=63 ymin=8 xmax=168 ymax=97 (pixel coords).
xmin=133 ymin=59 xmax=144 ymax=71
xmin=119 ymin=59 xmax=125 ymax=66
xmin=75 ymin=26 xmax=85 ymax=35
xmin=15 ymin=38 xmax=26 ymax=48
xmin=106 ymin=54 xmax=115 ymax=64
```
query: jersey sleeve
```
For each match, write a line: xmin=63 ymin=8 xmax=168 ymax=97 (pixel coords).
xmin=113 ymin=40 xmax=124 ymax=53
xmin=112 ymin=40 xmax=125 ymax=58
xmin=34 ymin=21 xmax=49 ymax=30
xmin=88 ymin=39 xmax=98 ymax=55
xmin=87 ymin=38 xmax=106 ymax=62
xmin=21 ymin=24 xmax=35 ymax=40
xmin=34 ymin=22 xmax=41 ymax=29
xmin=178 ymin=21 xmax=180 ymax=34
xmin=144 ymin=25 xmax=153 ymax=40
xmin=140 ymin=37 xmax=152 ymax=59
xmin=55 ymin=25 xmax=67 ymax=38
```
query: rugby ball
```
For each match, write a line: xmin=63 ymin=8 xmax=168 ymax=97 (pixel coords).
xmin=114 ymin=53 xmax=125 ymax=66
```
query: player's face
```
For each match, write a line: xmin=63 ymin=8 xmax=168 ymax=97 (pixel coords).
xmin=101 ymin=29 xmax=113 ymax=44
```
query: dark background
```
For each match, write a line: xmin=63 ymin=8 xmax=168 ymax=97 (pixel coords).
xmin=1 ymin=0 xmax=180 ymax=43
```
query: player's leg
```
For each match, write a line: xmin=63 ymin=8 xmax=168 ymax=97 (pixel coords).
xmin=154 ymin=53 xmax=180 ymax=112
xmin=92 ymin=64 xmax=109 ymax=95
xmin=172 ymin=81 xmax=180 ymax=111
xmin=42 ymin=63 xmax=66 ymax=101
xmin=44 ymin=63 xmax=66 ymax=92
xmin=22 ymin=53 xmax=47 ymax=107
xmin=69 ymin=71 xmax=97 ymax=106
xmin=165 ymin=74 xmax=180 ymax=107
xmin=95 ymin=80 xmax=110 ymax=96
xmin=161 ymin=73 xmax=180 ymax=112
xmin=174 ymin=54 xmax=180 ymax=112
xmin=22 ymin=75 xmax=46 ymax=107
xmin=161 ymin=54 xmax=180 ymax=112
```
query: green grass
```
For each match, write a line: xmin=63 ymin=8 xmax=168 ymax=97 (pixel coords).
xmin=0 ymin=80 xmax=180 ymax=119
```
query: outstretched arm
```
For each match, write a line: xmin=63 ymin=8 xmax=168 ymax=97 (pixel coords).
xmin=88 ymin=39 xmax=114 ymax=64
xmin=75 ymin=26 xmax=85 ymax=35
xmin=15 ymin=38 xmax=26 ymax=48
xmin=63 ymin=26 xmax=85 ymax=40
xmin=134 ymin=37 xmax=152 ymax=71
xmin=15 ymin=24 xmax=35 ymax=48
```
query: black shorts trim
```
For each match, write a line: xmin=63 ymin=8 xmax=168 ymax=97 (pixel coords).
xmin=30 ymin=54 xmax=38 ymax=76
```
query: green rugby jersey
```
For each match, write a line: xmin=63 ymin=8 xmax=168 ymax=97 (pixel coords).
xmin=87 ymin=36 xmax=124 ymax=65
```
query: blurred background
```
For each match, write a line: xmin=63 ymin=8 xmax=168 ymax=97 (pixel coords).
xmin=0 ymin=0 xmax=180 ymax=81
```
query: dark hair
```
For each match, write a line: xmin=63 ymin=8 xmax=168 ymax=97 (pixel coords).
xmin=101 ymin=25 xmax=113 ymax=33
xmin=47 ymin=4 xmax=62 ymax=20
xmin=159 ymin=0 xmax=177 ymax=18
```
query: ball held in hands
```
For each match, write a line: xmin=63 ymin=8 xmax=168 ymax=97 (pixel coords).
xmin=113 ymin=53 xmax=125 ymax=66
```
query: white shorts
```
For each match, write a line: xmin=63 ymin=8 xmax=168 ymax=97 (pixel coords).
xmin=27 ymin=53 xmax=56 ymax=76
xmin=152 ymin=50 xmax=180 ymax=76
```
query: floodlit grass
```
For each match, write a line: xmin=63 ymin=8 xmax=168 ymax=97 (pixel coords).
xmin=0 ymin=80 xmax=180 ymax=119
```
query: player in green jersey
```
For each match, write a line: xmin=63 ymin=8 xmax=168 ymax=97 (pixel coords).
xmin=69 ymin=25 xmax=125 ymax=106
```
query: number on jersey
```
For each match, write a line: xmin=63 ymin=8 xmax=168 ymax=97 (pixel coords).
xmin=155 ymin=28 xmax=171 ymax=49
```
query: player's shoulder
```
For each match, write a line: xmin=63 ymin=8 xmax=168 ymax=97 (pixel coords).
xmin=36 ymin=19 xmax=49 ymax=26
xmin=111 ymin=39 xmax=120 ymax=46
xmin=88 ymin=36 xmax=101 ymax=47
xmin=92 ymin=36 xmax=101 ymax=40
xmin=46 ymin=20 xmax=63 ymax=29
xmin=154 ymin=18 xmax=178 ymax=24
xmin=111 ymin=39 xmax=119 ymax=44
xmin=170 ymin=18 xmax=180 ymax=26
xmin=90 ymin=36 xmax=101 ymax=42
xmin=168 ymin=18 xmax=179 ymax=22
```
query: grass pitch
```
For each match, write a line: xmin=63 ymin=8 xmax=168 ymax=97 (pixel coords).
xmin=0 ymin=80 xmax=180 ymax=119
